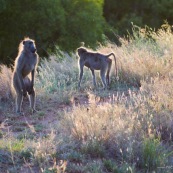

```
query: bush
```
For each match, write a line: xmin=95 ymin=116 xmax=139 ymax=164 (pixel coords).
xmin=0 ymin=0 xmax=105 ymax=65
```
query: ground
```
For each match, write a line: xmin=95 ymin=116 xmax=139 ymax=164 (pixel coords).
xmin=1 ymin=88 xmax=130 ymax=136
xmin=0 ymin=87 xmax=138 ymax=173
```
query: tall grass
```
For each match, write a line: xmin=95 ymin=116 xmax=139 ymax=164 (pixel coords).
xmin=61 ymin=23 xmax=173 ymax=171
xmin=1 ymin=24 xmax=173 ymax=172
xmin=35 ymin=53 xmax=94 ymax=105
xmin=0 ymin=65 xmax=13 ymax=101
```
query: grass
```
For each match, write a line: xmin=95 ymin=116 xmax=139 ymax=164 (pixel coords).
xmin=0 ymin=65 xmax=13 ymax=101
xmin=1 ymin=23 xmax=173 ymax=172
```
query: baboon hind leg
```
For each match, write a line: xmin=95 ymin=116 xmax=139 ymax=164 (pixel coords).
xmin=106 ymin=59 xmax=112 ymax=87
xmin=13 ymin=77 xmax=23 ymax=114
xmin=29 ymin=89 xmax=36 ymax=113
xmin=25 ymin=77 xmax=36 ymax=113
xmin=16 ymin=93 xmax=23 ymax=114
xmin=100 ymin=68 xmax=107 ymax=89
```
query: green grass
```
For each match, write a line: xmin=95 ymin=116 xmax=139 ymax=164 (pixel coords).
xmin=141 ymin=138 xmax=166 ymax=171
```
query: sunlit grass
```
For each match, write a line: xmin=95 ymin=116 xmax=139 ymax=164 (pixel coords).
xmin=1 ymin=24 xmax=173 ymax=172
xmin=0 ymin=65 xmax=13 ymax=100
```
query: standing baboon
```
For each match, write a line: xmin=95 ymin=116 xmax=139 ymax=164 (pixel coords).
xmin=77 ymin=47 xmax=118 ymax=89
xmin=12 ymin=38 xmax=38 ymax=115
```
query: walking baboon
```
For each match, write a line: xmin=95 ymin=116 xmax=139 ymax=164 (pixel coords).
xmin=12 ymin=38 xmax=38 ymax=115
xmin=77 ymin=47 xmax=118 ymax=89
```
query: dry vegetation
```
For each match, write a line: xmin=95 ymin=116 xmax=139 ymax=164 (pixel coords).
xmin=1 ymin=24 xmax=173 ymax=173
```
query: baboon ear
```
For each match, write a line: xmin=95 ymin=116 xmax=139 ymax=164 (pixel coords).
xmin=23 ymin=41 xmax=26 ymax=45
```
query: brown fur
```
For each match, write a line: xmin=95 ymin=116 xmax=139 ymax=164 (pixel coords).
xmin=77 ymin=47 xmax=118 ymax=89
xmin=12 ymin=38 xmax=39 ymax=114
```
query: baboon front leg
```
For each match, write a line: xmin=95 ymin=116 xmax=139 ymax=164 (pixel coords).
xmin=78 ymin=65 xmax=84 ymax=88
xmin=90 ymin=69 xmax=97 ymax=87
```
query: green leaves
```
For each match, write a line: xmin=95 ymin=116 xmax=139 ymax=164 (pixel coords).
xmin=0 ymin=0 xmax=105 ymax=65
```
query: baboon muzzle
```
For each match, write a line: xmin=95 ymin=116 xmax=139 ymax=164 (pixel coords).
xmin=32 ymin=48 xmax=37 ymax=53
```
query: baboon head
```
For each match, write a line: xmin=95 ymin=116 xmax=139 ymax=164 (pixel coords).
xmin=77 ymin=47 xmax=87 ymax=57
xmin=23 ymin=39 xmax=37 ymax=53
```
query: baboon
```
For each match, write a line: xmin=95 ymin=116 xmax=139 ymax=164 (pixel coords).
xmin=77 ymin=47 xmax=118 ymax=89
xmin=12 ymin=38 xmax=38 ymax=115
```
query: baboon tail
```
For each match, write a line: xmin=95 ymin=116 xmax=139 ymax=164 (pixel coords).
xmin=107 ymin=53 xmax=118 ymax=78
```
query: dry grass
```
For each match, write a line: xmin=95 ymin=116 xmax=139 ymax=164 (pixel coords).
xmin=0 ymin=65 xmax=13 ymax=101
xmin=1 ymin=24 xmax=173 ymax=172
